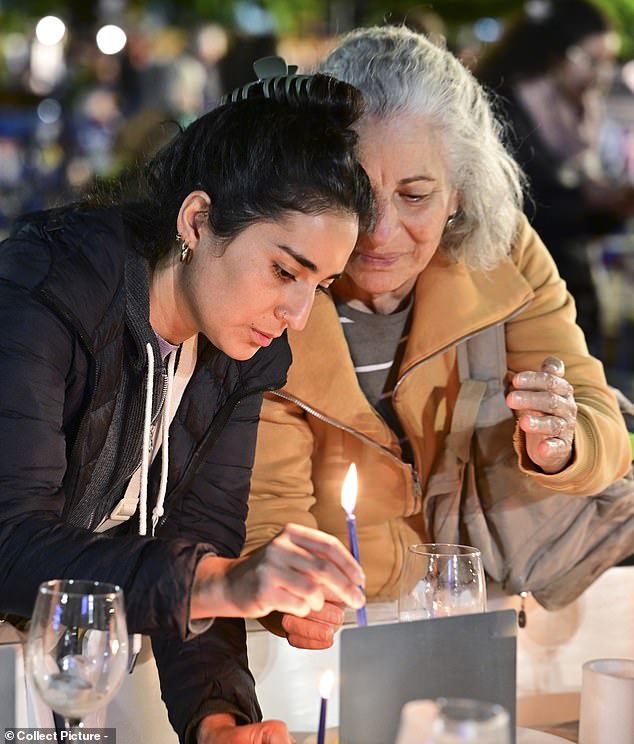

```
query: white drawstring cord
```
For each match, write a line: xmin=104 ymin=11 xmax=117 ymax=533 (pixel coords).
xmin=139 ymin=342 xmax=155 ymax=537
xmin=130 ymin=341 xmax=157 ymax=673
xmin=151 ymin=349 xmax=176 ymax=536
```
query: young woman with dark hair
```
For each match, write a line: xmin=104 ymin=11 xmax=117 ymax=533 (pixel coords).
xmin=0 ymin=70 xmax=373 ymax=744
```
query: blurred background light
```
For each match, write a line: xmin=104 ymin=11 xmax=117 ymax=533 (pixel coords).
xmin=473 ymin=17 xmax=502 ymax=43
xmin=622 ymin=60 xmax=634 ymax=93
xmin=30 ymin=41 xmax=65 ymax=94
xmin=37 ymin=98 xmax=62 ymax=124
xmin=234 ymin=1 xmax=276 ymax=35
xmin=35 ymin=16 xmax=66 ymax=46
xmin=96 ymin=24 xmax=127 ymax=55
xmin=3 ymin=33 xmax=29 ymax=76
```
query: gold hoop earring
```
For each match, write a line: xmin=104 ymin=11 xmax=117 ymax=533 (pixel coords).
xmin=176 ymin=232 xmax=193 ymax=264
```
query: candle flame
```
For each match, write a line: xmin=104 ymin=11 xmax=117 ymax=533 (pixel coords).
xmin=340 ymin=463 xmax=358 ymax=515
xmin=319 ymin=669 xmax=335 ymax=699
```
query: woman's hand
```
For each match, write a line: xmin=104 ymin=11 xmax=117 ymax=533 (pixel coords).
xmin=257 ymin=589 xmax=345 ymax=650
xmin=198 ymin=713 xmax=295 ymax=744
xmin=506 ymin=356 xmax=577 ymax=473
xmin=191 ymin=523 xmax=365 ymax=620
xmin=281 ymin=590 xmax=345 ymax=649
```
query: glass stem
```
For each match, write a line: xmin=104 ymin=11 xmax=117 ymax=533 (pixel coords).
xmin=64 ymin=717 xmax=84 ymax=729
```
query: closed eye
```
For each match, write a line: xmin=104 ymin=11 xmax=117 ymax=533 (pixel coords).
xmin=400 ymin=192 xmax=429 ymax=203
xmin=274 ymin=261 xmax=337 ymax=294
xmin=273 ymin=264 xmax=296 ymax=282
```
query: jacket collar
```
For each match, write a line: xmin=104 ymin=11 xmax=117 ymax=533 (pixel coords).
xmin=401 ymin=245 xmax=534 ymax=375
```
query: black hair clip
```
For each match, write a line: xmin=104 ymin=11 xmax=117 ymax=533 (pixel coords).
xmin=221 ymin=55 xmax=315 ymax=104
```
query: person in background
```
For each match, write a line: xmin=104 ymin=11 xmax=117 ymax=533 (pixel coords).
xmin=0 ymin=69 xmax=373 ymax=743
xmin=474 ymin=0 xmax=634 ymax=356
xmin=243 ymin=25 xmax=631 ymax=650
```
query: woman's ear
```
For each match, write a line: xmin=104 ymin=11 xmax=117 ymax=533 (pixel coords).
xmin=176 ymin=191 xmax=212 ymax=245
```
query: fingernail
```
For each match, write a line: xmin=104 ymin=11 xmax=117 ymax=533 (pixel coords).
xmin=525 ymin=415 xmax=538 ymax=431
xmin=545 ymin=437 xmax=566 ymax=450
xmin=515 ymin=373 xmax=530 ymax=386
xmin=542 ymin=356 xmax=564 ymax=374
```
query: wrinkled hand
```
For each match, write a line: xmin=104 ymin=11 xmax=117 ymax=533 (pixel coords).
xmin=506 ymin=356 xmax=577 ymax=473
xmin=192 ymin=523 xmax=365 ymax=620
xmin=197 ymin=714 xmax=295 ymax=744
xmin=281 ymin=591 xmax=345 ymax=649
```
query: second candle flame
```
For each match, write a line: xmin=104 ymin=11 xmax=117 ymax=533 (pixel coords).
xmin=319 ymin=669 xmax=335 ymax=699
xmin=340 ymin=463 xmax=358 ymax=515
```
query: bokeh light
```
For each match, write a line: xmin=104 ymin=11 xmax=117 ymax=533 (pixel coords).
xmin=96 ymin=25 xmax=127 ymax=55
xmin=37 ymin=98 xmax=62 ymax=124
xmin=35 ymin=16 xmax=66 ymax=46
xmin=473 ymin=17 xmax=502 ymax=44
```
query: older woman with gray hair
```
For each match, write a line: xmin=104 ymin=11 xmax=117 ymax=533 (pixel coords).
xmin=243 ymin=25 xmax=631 ymax=649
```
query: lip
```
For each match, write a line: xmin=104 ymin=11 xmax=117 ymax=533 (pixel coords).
xmin=355 ymin=252 xmax=402 ymax=267
xmin=251 ymin=328 xmax=277 ymax=347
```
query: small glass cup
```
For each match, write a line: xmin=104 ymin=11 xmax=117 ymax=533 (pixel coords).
xmin=579 ymin=658 xmax=634 ymax=744
xmin=430 ymin=697 xmax=511 ymax=743
xmin=398 ymin=543 xmax=486 ymax=622
xmin=396 ymin=698 xmax=510 ymax=744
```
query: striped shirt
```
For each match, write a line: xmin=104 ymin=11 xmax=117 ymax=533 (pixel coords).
xmin=336 ymin=297 xmax=414 ymax=463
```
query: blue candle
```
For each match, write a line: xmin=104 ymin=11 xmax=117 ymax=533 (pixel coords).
xmin=317 ymin=670 xmax=334 ymax=744
xmin=340 ymin=463 xmax=368 ymax=626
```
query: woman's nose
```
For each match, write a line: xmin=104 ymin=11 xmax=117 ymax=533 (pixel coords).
xmin=370 ymin=200 xmax=401 ymax=246
xmin=275 ymin=288 xmax=314 ymax=332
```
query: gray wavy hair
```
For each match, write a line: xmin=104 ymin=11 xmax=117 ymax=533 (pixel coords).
xmin=319 ymin=25 xmax=525 ymax=269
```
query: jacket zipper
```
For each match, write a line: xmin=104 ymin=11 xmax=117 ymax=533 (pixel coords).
xmin=274 ymin=301 xmax=533 ymax=518
xmin=271 ymin=389 xmax=423 ymax=516
xmin=389 ymin=302 xmax=532 ymax=504
xmin=72 ymin=348 xmax=169 ymax=525
xmin=393 ymin=301 xmax=532 ymax=397
xmin=147 ymin=366 xmax=170 ymax=458
xmin=110 ymin=364 xmax=169 ymax=498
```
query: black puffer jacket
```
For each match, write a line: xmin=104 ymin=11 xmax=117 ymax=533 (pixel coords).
xmin=0 ymin=207 xmax=291 ymax=741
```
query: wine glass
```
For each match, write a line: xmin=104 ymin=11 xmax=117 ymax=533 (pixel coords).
xmin=398 ymin=543 xmax=486 ymax=621
xmin=26 ymin=579 xmax=129 ymax=730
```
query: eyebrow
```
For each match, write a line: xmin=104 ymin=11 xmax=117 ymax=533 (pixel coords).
xmin=279 ymin=244 xmax=343 ymax=281
xmin=399 ymin=175 xmax=436 ymax=185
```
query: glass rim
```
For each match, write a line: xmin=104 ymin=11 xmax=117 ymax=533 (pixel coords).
xmin=583 ymin=658 xmax=634 ymax=677
xmin=408 ymin=543 xmax=482 ymax=557
xmin=38 ymin=579 xmax=122 ymax=598
xmin=435 ymin=696 xmax=510 ymax=724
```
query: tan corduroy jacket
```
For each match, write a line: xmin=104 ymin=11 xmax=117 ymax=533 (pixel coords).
xmin=244 ymin=215 xmax=631 ymax=600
